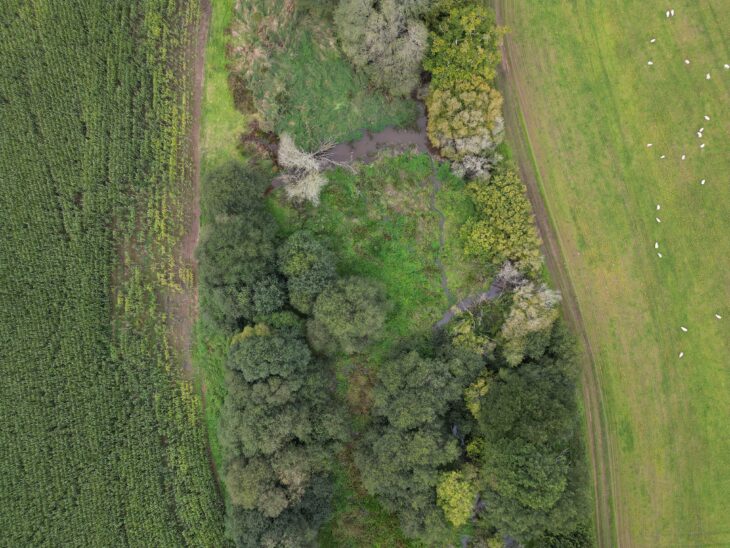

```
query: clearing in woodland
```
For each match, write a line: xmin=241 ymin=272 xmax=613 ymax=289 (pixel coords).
xmin=497 ymin=1 xmax=730 ymax=546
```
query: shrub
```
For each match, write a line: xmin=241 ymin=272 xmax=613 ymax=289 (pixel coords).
xmin=461 ymin=167 xmax=542 ymax=273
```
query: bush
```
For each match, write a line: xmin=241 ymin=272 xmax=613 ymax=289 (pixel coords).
xmin=335 ymin=0 xmax=428 ymax=97
xmin=461 ymin=167 xmax=542 ymax=273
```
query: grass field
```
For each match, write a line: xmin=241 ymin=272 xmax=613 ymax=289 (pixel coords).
xmin=498 ymin=1 xmax=730 ymax=545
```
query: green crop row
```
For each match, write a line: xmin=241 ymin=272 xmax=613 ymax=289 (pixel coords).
xmin=0 ymin=1 xmax=224 ymax=545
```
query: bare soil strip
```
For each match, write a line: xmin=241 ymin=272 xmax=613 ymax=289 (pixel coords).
xmin=493 ymin=2 xmax=621 ymax=546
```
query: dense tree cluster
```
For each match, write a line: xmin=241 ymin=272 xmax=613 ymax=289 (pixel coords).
xmin=199 ymin=162 xmax=353 ymax=546
xmin=476 ymin=324 xmax=589 ymax=543
xmin=355 ymin=350 xmax=481 ymax=539
xmin=334 ymin=0 xmax=429 ymax=97
xmin=424 ymin=0 xmax=506 ymax=165
xmin=220 ymin=326 xmax=347 ymax=547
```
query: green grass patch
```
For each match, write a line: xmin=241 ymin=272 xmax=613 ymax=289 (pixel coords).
xmin=274 ymin=32 xmax=418 ymax=150
xmin=500 ymin=1 xmax=730 ymax=545
xmin=272 ymin=153 xmax=482 ymax=361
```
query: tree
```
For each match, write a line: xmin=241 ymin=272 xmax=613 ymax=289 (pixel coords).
xmin=436 ymin=469 xmax=478 ymax=527
xmin=197 ymin=213 xmax=280 ymax=330
xmin=218 ymin=326 xmax=346 ymax=547
xmin=424 ymin=0 xmax=504 ymax=92
xmin=477 ymin=324 xmax=588 ymax=542
xmin=277 ymin=231 xmax=337 ymax=314
xmin=334 ymin=0 xmax=428 ymax=97
xmin=201 ymin=161 xmax=270 ymax=220
xmin=355 ymin=350 xmax=481 ymax=539
xmin=461 ymin=167 xmax=542 ymax=273
xmin=277 ymin=133 xmax=330 ymax=206
xmin=308 ymin=276 xmax=389 ymax=355
xmin=423 ymin=1 xmax=506 ymax=161
xmin=426 ymin=84 xmax=504 ymax=161
xmin=500 ymin=282 xmax=561 ymax=366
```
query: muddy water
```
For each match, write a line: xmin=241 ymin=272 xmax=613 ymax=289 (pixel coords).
xmin=324 ymin=103 xmax=431 ymax=164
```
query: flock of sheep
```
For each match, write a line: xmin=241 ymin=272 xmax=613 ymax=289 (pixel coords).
xmin=644 ymin=9 xmax=726 ymax=359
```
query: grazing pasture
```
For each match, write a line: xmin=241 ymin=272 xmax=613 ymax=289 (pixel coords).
xmin=0 ymin=1 xmax=223 ymax=544
xmin=498 ymin=0 xmax=730 ymax=545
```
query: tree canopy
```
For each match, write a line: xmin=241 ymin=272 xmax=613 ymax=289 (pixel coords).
xmin=335 ymin=0 xmax=428 ymax=96
xmin=308 ymin=276 xmax=389 ymax=355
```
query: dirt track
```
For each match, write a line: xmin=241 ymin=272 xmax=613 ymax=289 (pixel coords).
xmin=493 ymin=2 xmax=622 ymax=546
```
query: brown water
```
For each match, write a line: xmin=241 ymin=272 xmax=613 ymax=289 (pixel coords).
xmin=324 ymin=103 xmax=431 ymax=164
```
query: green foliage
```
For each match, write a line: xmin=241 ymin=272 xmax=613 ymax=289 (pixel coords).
xmin=198 ymin=214 xmax=280 ymax=330
xmin=0 ymin=1 xmax=225 ymax=544
xmin=334 ymin=0 xmax=428 ymax=97
xmin=308 ymin=277 xmax=390 ymax=355
xmin=462 ymin=167 xmax=542 ymax=273
xmin=278 ymin=230 xmax=337 ymax=314
xmin=220 ymin=327 xmax=347 ymax=545
xmin=478 ymin=322 xmax=588 ymax=542
xmin=424 ymin=0 xmax=504 ymax=92
xmin=424 ymin=0 xmax=506 ymax=161
xmin=230 ymin=3 xmax=416 ymax=150
xmin=436 ymin=469 xmax=478 ymax=527
xmin=355 ymin=350 xmax=481 ymax=539
xmin=427 ymin=85 xmax=504 ymax=160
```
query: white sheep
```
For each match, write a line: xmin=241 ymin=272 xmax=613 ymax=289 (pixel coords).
xmin=656 ymin=217 xmax=662 ymax=223
xmin=715 ymin=314 xmax=722 ymax=320
xmin=656 ymin=204 xmax=661 ymax=210
xmin=666 ymin=10 xmax=670 ymax=17
xmin=681 ymin=154 xmax=686 ymax=160
xmin=681 ymin=326 xmax=688 ymax=332
xmin=660 ymin=154 xmax=666 ymax=159
xmin=679 ymin=352 xmax=684 ymax=358
xmin=700 ymin=143 xmax=706 ymax=149
xmin=700 ymin=179 xmax=706 ymax=185
xmin=671 ymin=9 xmax=675 ymax=16
xmin=650 ymin=38 xmax=657 ymax=43
xmin=647 ymin=143 xmax=653 ymax=147
xmin=657 ymin=252 xmax=663 ymax=258
xmin=685 ymin=59 xmax=691 ymax=64
xmin=655 ymin=242 xmax=659 ymax=249
xmin=706 ymin=73 xmax=711 ymax=80
xmin=725 ymin=64 xmax=729 ymax=69
xmin=704 ymin=115 xmax=710 ymax=121
xmin=648 ymin=61 xmax=654 ymax=66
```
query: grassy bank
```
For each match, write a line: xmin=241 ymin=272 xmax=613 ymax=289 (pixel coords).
xmin=499 ymin=1 xmax=730 ymax=545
